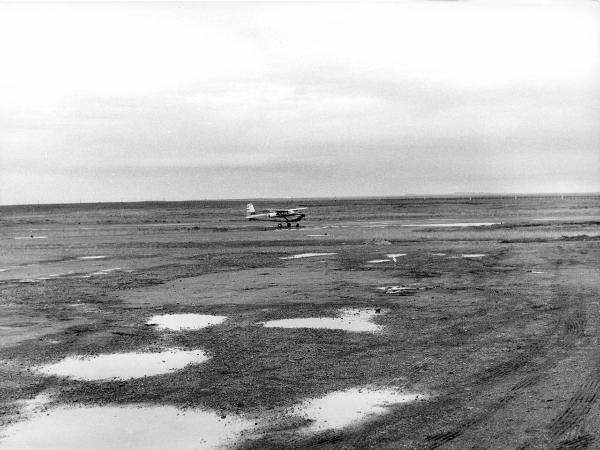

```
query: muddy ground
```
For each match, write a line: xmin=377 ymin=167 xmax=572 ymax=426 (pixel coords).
xmin=1 ymin=196 xmax=599 ymax=449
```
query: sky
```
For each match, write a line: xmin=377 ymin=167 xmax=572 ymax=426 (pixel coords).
xmin=1 ymin=1 xmax=599 ymax=204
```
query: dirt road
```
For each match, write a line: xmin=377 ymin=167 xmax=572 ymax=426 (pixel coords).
xmin=1 ymin=197 xmax=599 ymax=448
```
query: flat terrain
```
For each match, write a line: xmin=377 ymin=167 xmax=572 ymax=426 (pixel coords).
xmin=1 ymin=196 xmax=599 ymax=449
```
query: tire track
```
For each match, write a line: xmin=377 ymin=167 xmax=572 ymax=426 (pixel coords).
xmin=548 ymin=375 xmax=600 ymax=440
xmin=426 ymin=430 xmax=462 ymax=448
xmin=562 ymin=310 xmax=586 ymax=339
xmin=423 ymin=282 xmax=591 ymax=448
xmin=508 ymin=373 xmax=543 ymax=393
xmin=556 ymin=433 xmax=594 ymax=450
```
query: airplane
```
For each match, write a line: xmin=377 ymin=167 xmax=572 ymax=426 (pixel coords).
xmin=245 ymin=203 xmax=307 ymax=228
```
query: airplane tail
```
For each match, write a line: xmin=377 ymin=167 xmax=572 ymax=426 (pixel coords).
xmin=246 ymin=203 xmax=256 ymax=215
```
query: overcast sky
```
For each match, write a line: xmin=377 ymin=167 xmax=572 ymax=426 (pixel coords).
xmin=1 ymin=1 xmax=598 ymax=204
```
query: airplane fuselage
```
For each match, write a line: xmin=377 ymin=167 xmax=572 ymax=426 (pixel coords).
xmin=247 ymin=212 xmax=305 ymax=223
xmin=245 ymin=203 xmax=307 ymax=226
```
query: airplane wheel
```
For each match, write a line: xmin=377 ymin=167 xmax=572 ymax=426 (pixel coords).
xmin=286 ymin=223 xmax=291 ymax=228
xmin=277 ymin=223 xmax=283 ymax=229
xmin=296 ymin=223 xmax=300 ymax=228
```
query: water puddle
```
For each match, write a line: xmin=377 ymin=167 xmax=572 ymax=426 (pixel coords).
xmin=146 ymin=314 xmax=227 ymax=331
xmin=378 ymin=286 xmax=422 ymax=295
xmin=461 ymin=254 xmax=486 ymax=258
xmin=280 ymin=253 xmax=337 ymax=260
xmin=18 ymin=274 xmax=78 ymax=282
xmin=263 ymin=308 xmax=383 ymax=333
xmin=430 ymin=253 xmax=446 ymax=256
xmin=91 ymin=268 xmax=122 ymax=276
xmin=367 ymin=259 xmax=391 ymax=264
xmin=306 ymin=234 xmax=328 ymax=237
xmin=0 ymin=268 xmax=8 ymax=272
xmin=48 ymin=272 xmax=71 ymax=278
xmin=19 ymin=392 xmax=54 ymax=413
xmin=1 ymin=401 xmax=253 ymax=450
xmin=77 ymin=255 xmax=108 ymax=260
xmin=385 ymin=253 xmax=406 ymax=259
xmin=530 ymin=271 xmax=545 ymax=274
xmin=292 ymin=387 xmax=426 ymax=433
xmin=14 ymin=236 xmax=48 ymax=240
xmin=36 ymin=349 xmax=210 ymax=380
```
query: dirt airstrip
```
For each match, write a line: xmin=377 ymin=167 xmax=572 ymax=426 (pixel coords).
xmin=1 ymin=197 xmax=599 ymax=449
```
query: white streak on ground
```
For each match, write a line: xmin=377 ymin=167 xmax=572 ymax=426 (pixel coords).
xmin=146 ymin=314 xmax=227 ymax=331
xmin=400 ymin=222 xmax=499 ymax=228
xmin=292 ymin=387 xmax=427 ymax=433
xmin=280 ymin=253 xmax=337 ymax=260
xmin=1 ymin=401 xmax=253 ymax=450
xmin=36 ymin=349 xmax=210 ymax=380
xmin=263 ymin=308 xmax=383 ymax=333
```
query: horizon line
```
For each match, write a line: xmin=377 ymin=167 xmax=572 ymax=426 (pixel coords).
xmin=2 ymin=192 xmax=600 ymax=208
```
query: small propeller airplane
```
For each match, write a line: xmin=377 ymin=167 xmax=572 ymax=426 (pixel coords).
xmin=245 ymin=203 xmax=307 ymax=228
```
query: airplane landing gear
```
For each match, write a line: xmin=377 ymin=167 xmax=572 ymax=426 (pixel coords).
xmin=276 ymin=222 xmax=300 ymax=229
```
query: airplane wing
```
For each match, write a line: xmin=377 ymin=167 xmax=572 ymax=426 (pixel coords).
xmin=259 ymin=207 xmax=307 ymax=215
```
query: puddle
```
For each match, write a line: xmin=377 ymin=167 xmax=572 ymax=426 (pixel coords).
xmin=14 ymin=236 xmax=48 ymax=240
xmin=0 ymin=402 xmax=253 ymax=450
xmin=530 ymin=271 xmax=545 ymax=274
xmin=367 ymin=259 xmax=391 ymax=264
xmin=292 ymin=387 xmax=426 ymax=433
xmin=280 ymin=253 xmax=337 ymax=260
xmin=461 ymin=254 xmax=486 ymax=258
xmin=17 ymin=279 xmax=40 ymax=283
xmin=36 ymin=349 xmax=210 ymax=380
xmin=77 ymin=256 xmax=108 ymax=260
xmin=306 ymin=234 xmax=328 ymax=237
xmin=380 ymin=286 xmax=421 ymax=295
xmin=430 ymin=253 xmax=446 ymax=256
xmin=263 ymin=308 xmax=383 ymax=333
xmin=385 ymin=253 xmax=406 ymax=258
xmin=19 ymin=392 xmax=54 ymax=413
xmin=146 ymin=314 xmax=227 ymax=331
xmin=90 ymin=268 xmax=122 ymax=276
xmin=0 ymin=268 xmax=8 ymax=272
